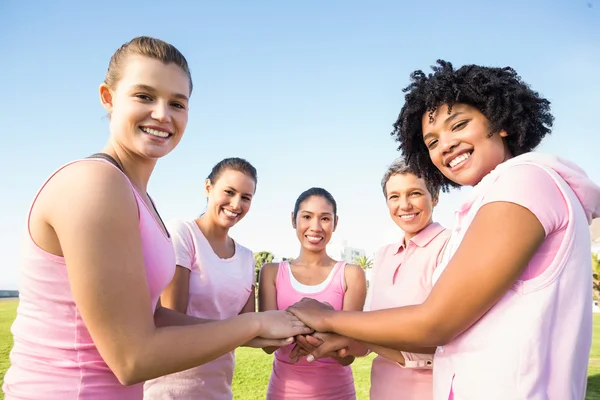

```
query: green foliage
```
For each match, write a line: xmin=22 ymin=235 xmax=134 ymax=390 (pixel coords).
xmin=254 ymin=251 xmax=274 ymax=284
xmin=354 ymin=255 xmax=373 ymax=269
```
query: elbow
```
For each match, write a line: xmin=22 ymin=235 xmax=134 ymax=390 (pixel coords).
xmin=417 ymin=308 xmax=456 ymax=347
xmin=109 ymin=352 xmax=149 ymax=386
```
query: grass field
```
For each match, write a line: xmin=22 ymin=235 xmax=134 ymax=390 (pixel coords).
xmin=0 ymin=298 xmax=598 ymax=399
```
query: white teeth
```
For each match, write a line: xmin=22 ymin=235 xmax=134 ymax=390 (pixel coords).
xmin=449 ymin=152 xmax=471 ymax=168
xmin=223 ymin=209 xmax=239 ymax=218
xmin=306 ymin=236 xmax=323 ymax=242
xmin=400 ymin=214 xmax=417 ymax=220
xmin=140 ymin=127 xmax=170 ymax=138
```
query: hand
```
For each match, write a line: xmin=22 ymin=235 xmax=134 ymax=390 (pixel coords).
xmin=256 ymin=310 xmax=313 ymax=339
xmin=305 ymin=332 xmax=352 ymax=362
xmin=286 ymin=298 xmax=335 ymax=332
xmin=243 ymin=336 xmax=295 ymax=349
xmin=289 ymin=332 xmax=351 ymax=363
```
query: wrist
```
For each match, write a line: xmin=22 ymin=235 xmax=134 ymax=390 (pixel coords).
xmin=245 ymin=312 xmax=262 ymax=338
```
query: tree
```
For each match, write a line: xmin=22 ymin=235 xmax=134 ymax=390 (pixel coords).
xmin=354 ymin=255 xmax=373 ymax=270
xmin=593 ymin=252 xmax=600 ymax=301
xmin=254 ymin=251 xmax=274 ymax=284
xmin=282 ymin=257 xmax=294 ymax=262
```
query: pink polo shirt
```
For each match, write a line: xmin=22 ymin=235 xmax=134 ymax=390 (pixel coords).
xmin=366 ymin=222 xmax=450 ymax=400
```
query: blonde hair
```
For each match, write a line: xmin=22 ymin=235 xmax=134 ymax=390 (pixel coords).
xmin=104 ymin=36 xmax=193 ymax=94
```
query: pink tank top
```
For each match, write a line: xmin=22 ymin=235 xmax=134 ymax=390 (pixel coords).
xmin=266 ymin=261 xmax=356 ymax=400
xmin=3 ymin=159 xmax=176 ymax=400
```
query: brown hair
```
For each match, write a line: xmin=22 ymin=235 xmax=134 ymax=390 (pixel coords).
xmin=104 ymin=36 xmax=193 ymax=94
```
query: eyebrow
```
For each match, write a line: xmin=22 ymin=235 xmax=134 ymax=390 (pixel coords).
xmin=226 ymin=186 xmax=253 ymax=197
xmin=300 ymin=210 xmax=333 ymax=216
xmin=423 ymin=111 xmax=465 ymax=142
xmin=131 ymin=84 xmax=189 ymax=101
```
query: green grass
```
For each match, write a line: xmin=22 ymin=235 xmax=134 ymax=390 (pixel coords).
xmin=0 ymin=299 xmax=599 ymax=399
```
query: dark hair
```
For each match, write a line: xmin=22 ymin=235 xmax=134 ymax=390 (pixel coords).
xmin=293 ymin=187 xmax=337 ymax=219
xmin=391 ymin=59 xmax=554 ymax=192
xmin=381 ymin=158 xmax=440 ymax=200
xmin=207 ymin=157 xmax=258 ymax=187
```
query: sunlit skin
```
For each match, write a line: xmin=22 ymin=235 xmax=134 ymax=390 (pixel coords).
xmin=259 ymin=195 xmax=367 ymax=366
xmin=385 ymin=173 xmax=437 ymax=242
xmin=160 ymin=168 xmax=257 ymax=318
xmin=285 ymin=105 xmax=544 ymax=366
xmin=26 ymin=52 xmax=312 ymax=387
xmin=422 ymin=103 xmax=512 ymax=187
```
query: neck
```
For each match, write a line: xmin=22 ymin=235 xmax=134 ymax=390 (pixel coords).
xmin=196 ymin=214 xmax=230 ymax=245
xmin=102 ymin=142 xmax=157 ymax=193
xmin=295 ymin=248 xmax=334 ymax=267
xmin=403 ymin=220 xmax=433 ymax=245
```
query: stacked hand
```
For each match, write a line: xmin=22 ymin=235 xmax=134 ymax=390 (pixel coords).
xmin=286 ymin=298 xmax=354 ymax=363
xmin=245 ymin=310 xmax=313 ymax=349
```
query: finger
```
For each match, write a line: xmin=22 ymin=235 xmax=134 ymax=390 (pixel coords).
xmin=296 ymin=335 xmax=316 ymax=352
xmin=337 ymin=348 xmax=348 ymax=358
xmin=305 ymin=335 xmax=323 ymax=347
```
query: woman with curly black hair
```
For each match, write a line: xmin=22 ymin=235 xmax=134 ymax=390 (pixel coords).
xmin=286 ymin=60 xmax=600 ymax=399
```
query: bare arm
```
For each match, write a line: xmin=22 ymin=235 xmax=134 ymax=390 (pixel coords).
xmin=160 ymin=266 xmax=191 ymax=315
xmin=289 ymin=202 xmax=545 ymax=350
xmin=239 ymin=286 xmax=256 ymax=314
xmin=334 ymin=265 xmax=367 ymax=365
xmin=258 ymin=263 xmax=281 ymax=354
xmin=42 ymin=163 xmax=311 ymax=385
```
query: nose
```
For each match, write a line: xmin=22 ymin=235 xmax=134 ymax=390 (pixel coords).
xmin=230 ymin=196 xmax=241 ymax=211
xmin=399 ymin=196 xmax=412 ymax=211
xmin=310 ymin=218 xmax=323 ymax=232
xmin=438 ymin=132 xmax=459 ymax=156
xmin=151 ymin=100 xmax=172 ymax=123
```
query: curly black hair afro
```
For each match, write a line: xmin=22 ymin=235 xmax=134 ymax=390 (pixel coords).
xmin=391 ymin=60 xmax=554 ymax=192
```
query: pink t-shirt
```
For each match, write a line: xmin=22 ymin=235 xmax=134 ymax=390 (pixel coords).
xmin=143 ymin=219 xmax=255 ymax=400
xmin=3 ymin=159 xmax=175 ymax=400
xmin=432 ymin=154 xmax=597 ymax=400
xmin=367 ymin=222 xmax=450 ymax=400
xmin=266 ymin=261 xmax=356 ymax=400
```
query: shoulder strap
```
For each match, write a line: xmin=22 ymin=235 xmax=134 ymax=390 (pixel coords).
xmin=86 ymin=152 xmax=170 ymax=238
xmin=87 ymin=152 xmax=125 ymax=173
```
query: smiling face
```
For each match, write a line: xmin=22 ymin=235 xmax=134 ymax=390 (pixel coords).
xmin=205 ymin=169 xmax=256 ymax=229
xmin=292 ymin=195 xmax=338 ymax=252
xmin=99 ymin=55 xmax=190 ymax=160
xmin=421 ymin=103 xmax=511 ymax=187
xmin=385 ymin=173 xmax=436 ymax=241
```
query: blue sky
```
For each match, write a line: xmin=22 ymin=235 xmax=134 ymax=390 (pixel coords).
xmin=1 ymin=0 xmax=598 ymax=289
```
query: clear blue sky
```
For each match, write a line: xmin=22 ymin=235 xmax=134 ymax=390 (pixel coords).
xmin=1 ymin=0 xmax=598 ymax=289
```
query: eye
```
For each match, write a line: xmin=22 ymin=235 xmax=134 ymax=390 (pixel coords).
xmin=242 ymin=196 xmax=252 ymax=202
xmin=322 ymin=217 xmax=330 ymax=221
xmin=410 ymin=192 xmax=422 ymax=197
xmin=224 ymin=190 xmax=234 ymax=195
xmin=452 ymin=120 xmax=469 ymax=131
xmin=135 ymin=93 xmax=153 ymax=101
xmin=426 ymin=139 xmax=438 ymax=149
xmin=171 ymin=102 xmax=187 ymax=110
xmin=388 ymin=195 xmax=399 ymax=200
xmin=302 ymin=215 xmax=311 ymax=220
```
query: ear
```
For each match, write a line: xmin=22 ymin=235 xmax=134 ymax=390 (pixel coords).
xmin=499 ymin=129 xmax=509 ymax=138
xmin=99 ymin=83 xmax=114 ymax=114
xmin=291 ymin=212 xmax=297 ymax=229
xmin=333 ymin=215 xmax=339 ymax=232
xmin=204 ymin=179 xmax=212 ymax=197
xmin=432 ymin=195 xmax=439 ymax=208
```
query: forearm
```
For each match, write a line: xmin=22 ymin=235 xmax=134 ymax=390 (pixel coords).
xmin=154 ymin=305 xmax=214 ymax=327
xmin=124 ymin=313 xmax=260 ymax=384
xmin=325 ymin=306 xmax=442 ymax=349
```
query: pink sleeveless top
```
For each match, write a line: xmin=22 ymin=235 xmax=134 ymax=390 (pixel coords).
xmin=266 ymin=261 xmax=356 ymax=400
xmin=3 ymin=159 xmax=176 ymax=400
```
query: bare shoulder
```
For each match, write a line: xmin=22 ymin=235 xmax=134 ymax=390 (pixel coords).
xmin=42 ymin=160 xmax=137 ymax=227
xmin=261 ymin=262 xmax=280 ymax=276
xmin=344 ymin=263 xmax=366 ymax=280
